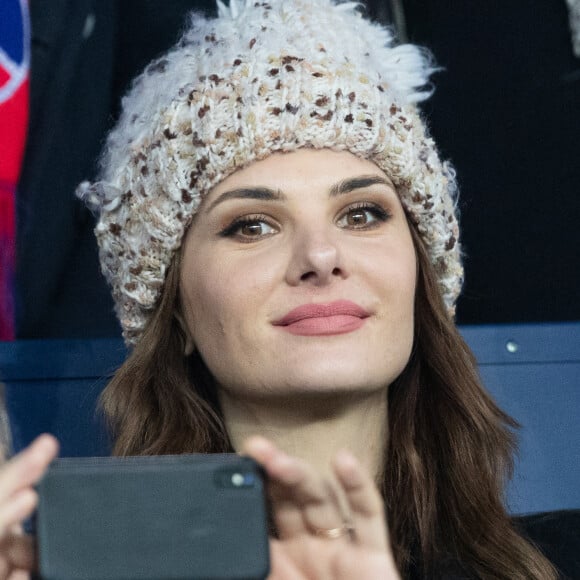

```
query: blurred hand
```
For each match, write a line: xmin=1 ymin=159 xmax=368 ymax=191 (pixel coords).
xmin=243 ymin=437 xmax=400 ymax=580
xmin=0 ymin=435 xmax=58 ymax=579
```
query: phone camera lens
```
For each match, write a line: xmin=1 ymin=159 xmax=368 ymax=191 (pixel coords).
xmin=230 ymin=472 xmax=255 ymax=487
xmin=231 ymin=473 xmax=245 ymax=487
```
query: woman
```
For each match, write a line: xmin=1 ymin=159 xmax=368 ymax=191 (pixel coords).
xmin=2 ymin=0 xmax=577 ymax=577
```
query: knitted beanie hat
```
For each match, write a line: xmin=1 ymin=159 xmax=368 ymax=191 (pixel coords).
xmin=77 ymin=0 xmax=463 ymax=346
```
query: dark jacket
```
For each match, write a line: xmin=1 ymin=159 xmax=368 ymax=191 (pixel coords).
xmin=408 ymin=510 xmax=580 ymax=579
xmin=16 ymin=0 xmax=214 ymax=339
xmin=16 ymin=0 xmax=119 ymax=338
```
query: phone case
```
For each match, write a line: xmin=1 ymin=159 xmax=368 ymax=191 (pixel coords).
xmin=37 ymin=454 xmax=270 ymax=580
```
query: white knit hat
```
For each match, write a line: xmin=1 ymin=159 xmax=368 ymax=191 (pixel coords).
xmin=77 ymin=0 xmax=463 ymax=345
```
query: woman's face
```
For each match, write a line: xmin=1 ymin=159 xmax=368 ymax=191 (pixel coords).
xmin=179 ymin=149 xmax=416 ymax=400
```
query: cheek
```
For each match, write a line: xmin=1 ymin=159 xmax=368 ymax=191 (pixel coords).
xmin=392 ymin=239 xmax=417 ymax=355
xmin=366 ymin=235 xmax=417 ymax=305
xmin=180 ymin=251 xmax=282 ymax=389
xmin=370 ymin=240 xmax=416 ymax=381
xmin=393 ymin=247 xmax=417 ymax=332
xmin=394 ymin=229 xmax=418 ymax=295
xmin=180 ymin=252 xmax=278 ymax=346
xmin=181 ymin=259 xmax=233 ymax=339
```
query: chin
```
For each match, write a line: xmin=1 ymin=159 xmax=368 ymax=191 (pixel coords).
xmin=277 ymin=364 xmax=396 ymax=396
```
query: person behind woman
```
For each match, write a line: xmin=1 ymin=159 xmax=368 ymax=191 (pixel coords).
xmin=3 ymin=0 xmax=578 ymax=578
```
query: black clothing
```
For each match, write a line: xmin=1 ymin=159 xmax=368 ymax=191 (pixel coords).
xmin=408 ymin=510 xmax=580 ymax=579
xmin=16 ymin=0 xmax=119 ymax=338
xmin=515 ymin=510 xmax=580 ymax=580
xmin=16 ymin=0 xmax=214 ymax=339
xmin=402 ymin=0 xmax=580 ymax=324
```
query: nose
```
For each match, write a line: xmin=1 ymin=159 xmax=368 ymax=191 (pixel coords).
xmin=285 ymin=226 xmax=347 ymax=287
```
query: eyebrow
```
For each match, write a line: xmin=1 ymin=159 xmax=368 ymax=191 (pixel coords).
xmin=205 ymin=174 xmax=393 ymax=213
xmin=205 ymin=187 xmax=286 ymax=213
xmin=329 ymin=175 xmax=393 ymax=197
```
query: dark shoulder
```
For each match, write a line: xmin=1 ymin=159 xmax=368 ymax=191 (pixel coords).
xmin=513 ymin=510 xmax=580 ymax=579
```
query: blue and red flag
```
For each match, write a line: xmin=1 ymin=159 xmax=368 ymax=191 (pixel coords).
xmin=0 ymin=0 xmax=29 ymax=340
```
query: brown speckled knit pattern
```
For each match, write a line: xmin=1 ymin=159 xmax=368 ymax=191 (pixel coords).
xmin=77 ymin=0 xmax=463 ymax=345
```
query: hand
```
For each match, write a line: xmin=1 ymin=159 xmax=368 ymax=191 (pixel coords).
xmin=243 ymin=437 xmax=400 ymax=580
xmin=0 ymin=435 xmax=59 ymax=579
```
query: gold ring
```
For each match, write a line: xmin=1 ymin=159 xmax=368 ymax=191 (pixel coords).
xmin=314 ymin=523 xmax=355 ymax=539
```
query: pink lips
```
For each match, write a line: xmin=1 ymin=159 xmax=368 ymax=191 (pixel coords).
xmin=273 ymin=300 xmax=370 ymax=336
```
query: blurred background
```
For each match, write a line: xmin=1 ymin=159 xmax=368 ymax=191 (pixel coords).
xmin=3 ymin=0 xmax=580 ymax=340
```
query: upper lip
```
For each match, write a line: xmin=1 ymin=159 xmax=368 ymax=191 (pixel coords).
xmin=273 ymin=300 xmax=371 ymax=326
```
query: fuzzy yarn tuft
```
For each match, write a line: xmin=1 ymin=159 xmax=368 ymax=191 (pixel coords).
xmin=77 ymin=0 xmax=463 ymax=345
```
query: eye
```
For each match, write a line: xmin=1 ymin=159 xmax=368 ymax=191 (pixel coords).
xmin=219 ymin=215 xmax=278 ymax=241
xmin=336 ymin=202 xmax=390 ymax=230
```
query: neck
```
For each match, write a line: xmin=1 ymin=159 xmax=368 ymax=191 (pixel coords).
xmin=219 ymin=390 xmax=388 ymax=484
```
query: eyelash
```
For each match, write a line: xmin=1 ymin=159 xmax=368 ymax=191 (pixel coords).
xmin=218 ymin=202 xmax=391 ymax=241
xmin=339 ymin=202 xmax=391 ymax=229
xmin=218 ymin=213 xmax=276 ymax=241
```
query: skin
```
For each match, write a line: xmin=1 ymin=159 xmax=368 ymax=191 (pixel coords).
xmin=0 ymin=434 xmax=58 ymax=579
xmin=180 ymin=149 xmax=416 ymax=482
xmin=244 ymin=436 xmax=400 ymax=579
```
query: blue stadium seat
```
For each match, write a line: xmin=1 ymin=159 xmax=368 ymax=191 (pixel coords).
xmin=1 ymin=322 xmax=578 ymax=515
xmin=1 ymin=338 xmax=126 ymax=458
xmin=460 ymin=322 xmax=580 ymax=514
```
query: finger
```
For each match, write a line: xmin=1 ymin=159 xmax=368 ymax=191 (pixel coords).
xmin=267 ymin=539 xmax=303 ymax=580
xmin=0 ymin=491 xmax=37 ymax=537
xmin=241 ymin=437 xmax=301 ymax=534
xmin=332 ymin=450 xmax=388 ymax=551
xmin=0 ymin=533 xmax=36 ymax=572
xmin=243 ymin=437 xmax=344 ymax=539
xmin=0 ymin=435 xmax=59 ymax=501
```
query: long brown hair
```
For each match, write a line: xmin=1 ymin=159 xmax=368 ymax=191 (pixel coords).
xmin=385 ymin=225 xmax=556 ymax=577
xmin=101 ymin=222 xmax=556 ymax=579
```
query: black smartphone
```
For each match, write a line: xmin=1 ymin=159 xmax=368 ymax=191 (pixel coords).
xmin=36 ymin=453 xmax=270 ymax=580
